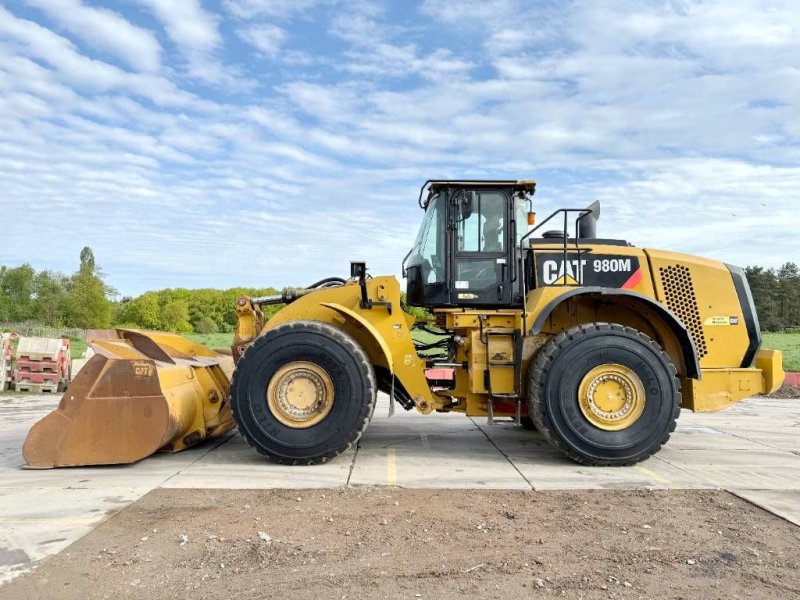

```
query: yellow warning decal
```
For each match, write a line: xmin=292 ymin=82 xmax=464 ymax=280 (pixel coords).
xmin=704 ymin=316 xmax=738 ymax=326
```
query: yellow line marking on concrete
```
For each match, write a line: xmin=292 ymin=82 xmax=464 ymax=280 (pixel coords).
xmin=635 ymin=465 xmax=673 ymax=487
xmin=387 ymin=448 xmax=397 ymax=486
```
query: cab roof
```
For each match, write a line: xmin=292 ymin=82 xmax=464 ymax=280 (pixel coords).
xmin=419 ymin=179 xmax=536 ymax=208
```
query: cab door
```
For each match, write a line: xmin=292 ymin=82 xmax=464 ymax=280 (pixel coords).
xmin=448 ymin=188 xmax=513 ymax=306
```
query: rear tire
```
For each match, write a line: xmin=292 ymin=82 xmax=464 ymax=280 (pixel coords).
xmin=230 ymin=321 xmax=376 ymax=465
xmin=527 ymin=323 xmax=680 ymax=466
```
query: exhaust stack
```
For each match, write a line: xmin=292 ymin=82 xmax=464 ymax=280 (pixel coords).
xmin=578 ymin=201 xmax=601 ymax=239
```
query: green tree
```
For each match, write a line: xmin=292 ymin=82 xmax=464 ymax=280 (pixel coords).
xmin=0 ymin=264 xmax=36 ymax=322
xmin=114 ymin=292 xmax=162 ymax=329
xmin=161 ymin=300 xmax=193 ymax=333
xmin=110 ymin=286 xmax=281 ymax=333
xmin=776 ymin=262 xmax=800 ymax=328
xmin=32 ymin=270 xmax=68 ymax=326
xmin=746 ymin=266 xmax=780 ymax=331
xmin=79 ymin=246 xmax=96 ymax=271
xmin=194 ymin=316 xmax=219 ymax=334
xmin=63 ymin=247 xmax=113 ymax=328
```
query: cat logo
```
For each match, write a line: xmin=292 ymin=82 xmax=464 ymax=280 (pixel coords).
xmin=542 ymin=259 xmax=588 ymax=285
xmin=536 ymin=253 xmax=640 ymax=288
xmin=132 ymin=360 xmax=154 ymax=377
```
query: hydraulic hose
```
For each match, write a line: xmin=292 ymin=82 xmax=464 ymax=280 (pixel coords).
xmin=307 ymin=276 xmax=347 ymax=289
xmin=249 ymin=276 xmax=347 ymax=306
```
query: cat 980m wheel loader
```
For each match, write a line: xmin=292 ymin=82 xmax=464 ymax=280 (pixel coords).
xmin=24 ymin=180 xmax=784 ymax=468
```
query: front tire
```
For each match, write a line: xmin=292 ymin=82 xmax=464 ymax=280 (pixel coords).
xmin=527 ymin=323 xmax=680 ymax=466
xmin=230 ymin=321 xmax=376 ymax=465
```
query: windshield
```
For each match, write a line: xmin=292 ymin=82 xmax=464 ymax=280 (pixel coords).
xmin=411 ymin=193 xmax=440 ymax=255
xmin=406 ymin=192 xmax=445 ymax=285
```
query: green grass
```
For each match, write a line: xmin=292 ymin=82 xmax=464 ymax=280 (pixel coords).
xmin=188 ymin=333 xmax=234 ymax=352
xmin=762 ymin=332 xmax=800 ymax=372
xmin=69 ymin=337 xmax=88 ymax=360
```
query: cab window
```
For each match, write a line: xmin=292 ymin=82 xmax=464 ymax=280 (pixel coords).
xmin=456 ymin=191 xmax=505 ymax=254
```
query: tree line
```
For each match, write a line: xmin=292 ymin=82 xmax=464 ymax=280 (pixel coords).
xmin=0 ymin=247 xmax=113 ymax=328
xmin=1 ymin=249 xmax=797 ymax=334
xmin=0 ymin=247 xmax=280 ymax=333
xmin=745 ymin=263 xmax=800 ymax=331
xmin=114 ymin=286 xmax=282 ymax=334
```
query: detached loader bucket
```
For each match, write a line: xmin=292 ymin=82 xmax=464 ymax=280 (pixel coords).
xmin=22 ymin=329 xmax=234 ymax=468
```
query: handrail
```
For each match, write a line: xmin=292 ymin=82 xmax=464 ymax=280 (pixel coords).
xmin=518 ymin=207 xmax=594 ymax=328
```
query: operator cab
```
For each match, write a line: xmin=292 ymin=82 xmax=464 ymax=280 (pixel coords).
xmin=405 ymin=180 xmax=535 ymax=308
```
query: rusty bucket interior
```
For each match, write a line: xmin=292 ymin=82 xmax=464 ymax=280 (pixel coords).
xmin=22 ymin=329 xmax=235 ymax=468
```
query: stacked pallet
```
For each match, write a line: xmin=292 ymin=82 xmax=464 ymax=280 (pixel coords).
xmin=0 ymin=334 xmax=13 ymax=391
xmin=14 ymin=337 xmax=71 ymax=393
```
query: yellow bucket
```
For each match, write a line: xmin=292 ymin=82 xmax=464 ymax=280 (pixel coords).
xmin=23 ymin=330 xmax=234 ymax=468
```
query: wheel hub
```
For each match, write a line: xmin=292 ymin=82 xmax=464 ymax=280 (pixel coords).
xmin=577 ymin=364 xmax=645 ymax=431
xmin=267 ymin=361 xmax=334 ymax=429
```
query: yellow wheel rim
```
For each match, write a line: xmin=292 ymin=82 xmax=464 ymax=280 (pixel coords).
xmin=267 ymin=361 xmax=334 ymax=429
xmin=577 ymin=364 xmax=646 ymax=431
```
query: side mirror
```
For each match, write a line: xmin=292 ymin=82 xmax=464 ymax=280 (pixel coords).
xmin=453 ymin=190 xmax=473 ymax=221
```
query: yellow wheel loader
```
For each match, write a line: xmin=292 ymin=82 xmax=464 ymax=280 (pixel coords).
xmin=24 ymin=180 xmax=784 ymax=468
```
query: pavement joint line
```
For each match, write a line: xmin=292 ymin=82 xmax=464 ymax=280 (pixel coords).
xmin=726 ymin=489 xmax=800 ymax=529
xmin=652 ymin=454 xmax=725 ymax=490
xmin=157 ymin=434 xmax=236 ymax=488
xmin=345 ymin=442 xmax=360 ymax=488
xmin=702 ymin=424 xmax=796 ymax=454
xmin=468 ymin=416 xmax=535 ymax=491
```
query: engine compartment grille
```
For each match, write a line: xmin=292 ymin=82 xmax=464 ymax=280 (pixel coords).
xmin=659 ymin=264 xmax=708 ymax=358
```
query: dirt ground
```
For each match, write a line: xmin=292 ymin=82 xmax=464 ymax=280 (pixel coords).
xmin=2 ymin=489 xmax=798 ymax=600
xmin=769 ymin=384 xmax=800 ymax=399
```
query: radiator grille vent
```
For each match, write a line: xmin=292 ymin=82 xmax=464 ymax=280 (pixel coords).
xmin=659 ymin=264 xmax=707 ymax=358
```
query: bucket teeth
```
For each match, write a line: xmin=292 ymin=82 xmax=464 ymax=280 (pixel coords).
xmin=22 ymin=329 xmax=234 ymax=468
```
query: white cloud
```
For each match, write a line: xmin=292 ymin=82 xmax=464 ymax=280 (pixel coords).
xmin=420 ymin=0 xmax=519 ymax=24
xmin=0 ymin=6 xmax=122 ymax=91
xmin=0 ymin=7 xmax=196 ymax=106
xmin=223 ymin=0 xmax=335 ymax=20
xmin=133 ymin=0 xmax=247 ymax=86
xmin=329 ymin=3 xmax=473 ymax=80
xmin=550 ymin=157 xmax=800 ymax=267
xmin=24 ymin=0 xmax=162 ymax=72
xmin=237 ymin=23 xmax=287 ymax=58
xmin=135 ymin=0 xmax=220 ymax=54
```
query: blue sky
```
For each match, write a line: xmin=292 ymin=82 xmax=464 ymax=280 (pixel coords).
xmin=1 ymin=0 xmax=798 ymax=296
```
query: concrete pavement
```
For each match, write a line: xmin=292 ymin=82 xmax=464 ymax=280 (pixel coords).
xmin=1 ymin=392 xmax=798 ymax=584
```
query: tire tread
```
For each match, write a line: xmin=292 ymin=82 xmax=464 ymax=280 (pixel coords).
xmin=527 ymin=323 xmax=681 ymax=466
xmin=230 ymin=320 xmax=376 ymax=465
